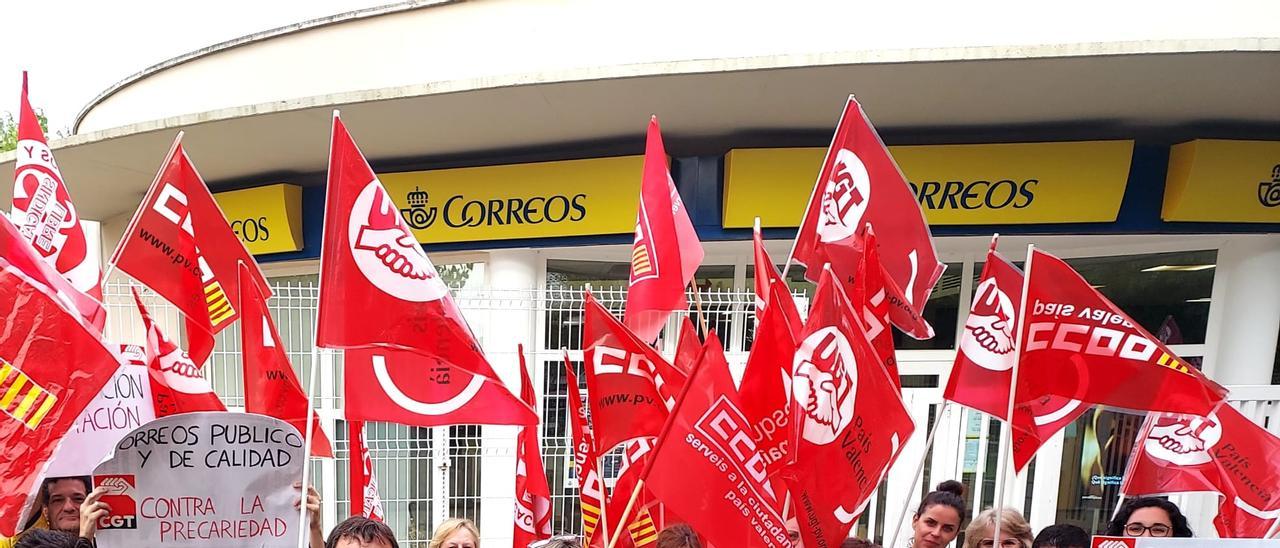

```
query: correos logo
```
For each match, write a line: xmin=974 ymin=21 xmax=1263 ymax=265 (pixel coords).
xmin=398 ymin=186 xmax=588 ymax=230
xmin=909 ymin=179 xmax=1038 ymax=210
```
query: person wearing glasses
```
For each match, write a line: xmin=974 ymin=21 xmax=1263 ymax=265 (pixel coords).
xmin=962 ymin=508 xmax=1034 ymax=548
xmin=1103 ymin=497 xmax=1193 ymax=538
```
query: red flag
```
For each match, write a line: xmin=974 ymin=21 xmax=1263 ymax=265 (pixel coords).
xmin=791 ymin=96 xmax=943 ymax=340
xmin=606 ymin=438 xmax=661 ymax=548
xmin=1123 ymin=406 xmax=1280 ymax=538
xmin=10 ymin=72 xmax=102 ymax=301
xmin=514 ymin=346 xmax=553 ymax=548
xmin=944 ymin=245 xmax=1023 ymax=418
xmin=1014 ymin=248 xmax=1228 ymax=417
xmin=344 ymin=347 xmax=535 ymax=427
xmin=0 ymin=255 xmax=119 ymax=536
xmin=739 ymin=280 xmax=799 ymax=476
xmin=623 ymin=116 xmax=704 ymax=343
xmin=673 ymin=316 xmax=701 ymax=377
xmin=239 ymin=262 xmax=333 ymax=457
xmin=347 ymin=420 xmax=386 ymax=521
xmin=1008 ymin=395 xmax=1089 ymax=473
xmin=316 ymin=113 xmax=501 ymax=383
xmin=132 ymin=288 xmax=226 ymax=417
xmin=753 ymin=222 xmax=802 ymax=334
xmin=111 ymin=134 xmax=269 ymax=365
xmin=647 ymin=333 xmax=792 ymax=548
xmin=850 ymin=225 xmax=901 ymax=386
xmin=565 ymin=358 xmax=606 ymax=548
xmin=583 ymin=291 xmax=686 ymax=453
xmin=1 ymin=215 xmax=104 ymax=330
xmin=782 ymin=266 xmax=914 ymax=548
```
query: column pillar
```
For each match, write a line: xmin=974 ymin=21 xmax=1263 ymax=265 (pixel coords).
xmin=1203 ymin=236 xmax=1280 ymax=385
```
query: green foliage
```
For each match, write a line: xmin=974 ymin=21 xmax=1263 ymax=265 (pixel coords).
xmin=0 ymin=109 xmax=50 ymax=153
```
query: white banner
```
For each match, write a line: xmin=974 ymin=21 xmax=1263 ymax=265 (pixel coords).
xmin=92 ymin=412 xmax=305 ymax=548
xmin=46 ymin=345 xmax=155 ymax=476
xmin=1094 ymin=537 xmax=1280 ymax=547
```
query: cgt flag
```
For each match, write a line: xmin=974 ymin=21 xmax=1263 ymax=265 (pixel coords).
xmin=11 ymin=72 xmax=102 ymax=302
xmin=316 ymin=113 xmax=502 ymax=383
xmin=344 ymin=347 xmax=535 ymax=427
xmin=347 ymin=420 xmax=386 ymax=521
xmin=132 ymin=288 xmax=227 ymax=417
xmin=791 ymin=96 xmax=943 ymax=341
xmin=583 ymin=291 xmax=687 ymax=454
xmin=239 ymin=262 xmax=333 ymax=458
xmin=0 ymin=250 xmax=120 ymax=536
xmin=646 ymin=332 xmax=792 ymax=548
xmin=1123 ymin=406 xmax=1280 ymax=538
xmin=623 ymin=116 xmax=704 ymax=343
xmin=514 ymin=346 xmax=553 ymax=548
xmin=782 ymin=266 xmax=914 ymax=548
xmin=565 ymin=358 xmax=606 ymax=548
xmin=1014 ymin=248 xmax=1228 ymax=418
xmin=112 ymin=134 xmax=269 ymax=365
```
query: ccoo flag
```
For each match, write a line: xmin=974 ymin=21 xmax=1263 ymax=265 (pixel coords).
xmin=513 ymin=346 xmax=553 ymax=548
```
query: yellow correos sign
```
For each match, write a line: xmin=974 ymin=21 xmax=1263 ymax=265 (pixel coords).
xmin=379 ymin=156 xmax=642 ymax=244
xmin=213 ymin=183 xmax=304 ymax=255
xmin=723 ymin=141 xmax=1135 ymax=227
xmin=1163 ymin=140 xmax=1280 ymax=223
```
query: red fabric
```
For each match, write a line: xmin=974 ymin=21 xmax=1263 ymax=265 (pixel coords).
xmin=1009 ymin=394 xmax=1089 ymax=473
xmin=673 ymin=316 xmax=701 ymax=377
xmin=10 ymin=72 xmax=102 ymax=302
xmin=132 ymin=288 xmax=226 ymax=417
xmin=1123 ymin=406 xmax=1280 ymax=538
xmin=944 ymin=248 xmax=1023 ymax=418
xmin=623 ymin=116 xmax=704 ymax=343
xmin=565 ymin=358 xmax=606 ymax=548
xmin=239 ymin=263 xmax=333 ymax=457
xmin=605 ymin=438 xmax=660 ymax=548
xmin=0 ymin=259 xmax=119 ymax=536
xmin=111 ymin=136 xmax=268 ymax=365
xmin=781 ymin=267 xmax=914 ymax=548
xmin=0 ymin=216 xmax=104 ymax=330
xmin=739 ymin=280 xmax=799 ymax=476
xmin=315 ymin=114 xmax=500 ymax=382
xmin=514 ymin=347 xmax=553 ymax=548
xmin=583 ymin=292 xmax=686 ymax=453
xmin=850 ymin=226 xmax=901 ymax=387
xmin=347 ymin=420 xmax=386 ymax=521
xmin=647 ymin=333 xmax=791 ymax=548
xmin=791 ymin=96 xmax=943 ymax=340
xmin=752 ymin=224 xmax=802 ymax=333
xmin=1014 ymin=249 xmax=1228 ymax=417
xmin=343 ymin=346 xmax=535 ymax=427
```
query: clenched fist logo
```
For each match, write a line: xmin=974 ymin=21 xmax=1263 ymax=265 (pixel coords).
xmin=348 ymin=181 xmax=448 ymax=303
xmin=1144 ymin=413 xmax=1221 ymax=466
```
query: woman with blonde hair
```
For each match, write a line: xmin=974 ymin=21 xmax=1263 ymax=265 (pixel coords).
xmin=430 ymin=518 xmax=479 ymax=548
xmin=962 ymin=508 xmax=1034 ymax=548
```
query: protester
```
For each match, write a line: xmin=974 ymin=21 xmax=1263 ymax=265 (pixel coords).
xmin=530 ymin=535 xmax=582 ymax=548
xmin=325 ymin=516 xmax=400 ymax=548
xmin=1104 ymin=497 xmax=1193 ymax=538
xmin=1031 ymin=524 xmax=1089 ymax=548
xmin=963 ymin=508 xmax=1034 ymax=548
xmin=786 ymin=517 xmax=803 ymax=547
xmin=430 ymin=518 xmax=480 ymax=548
xmin=295 ymin=481 xmax=325 ymax=548
xmin=841 ymin=538 xmax=880 ymax=548
xmin=655 ymin=523 xmax=703 ymax=548
xmin=41 ymin=478 xmax=90 ymax=535
xmin=911 ymin=480 xmax=967 ymax=548
xmin=12 ymin=530 xmax=76 ymax=548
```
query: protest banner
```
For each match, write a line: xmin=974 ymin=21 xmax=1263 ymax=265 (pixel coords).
xmin=92 ymin=412 xmax=305 ymax=548
xmin=46 ymin=345 xmax=156 ymax=476
xmin=1092 ymin=537 xmax=1280 ymax=547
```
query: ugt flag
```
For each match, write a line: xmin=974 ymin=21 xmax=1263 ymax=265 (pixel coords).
xmin=1014 ymin=248 xmax=1228 ymax=418
xmin=782 ymin=266 xmax=914 ymax=548
xmin=316 ymin=113 xmax=501 ymax=383
xmin=0 ymin=253 xmax=119 ymax=536
xmin=11 ymin=72 xmax=102 ymax=300
xmin=646 ymin=333 xmax=791 ymax=548
xmin=513 ymin=347 xmax=552 ymax=548
xmin=347 ymin=420 xmax=386 ymax=521
xmin=791 ymin=96 xmax=943 ymax=340
xmin=623 ymin=116 xmax=703 ymax=343
xmin=944 ymin=242 xmax=1023 ymax=418
xmin=112 ymin=134 xmax=269 ymax=365
xmin=132 ymin=288 xmax=226 ymax=417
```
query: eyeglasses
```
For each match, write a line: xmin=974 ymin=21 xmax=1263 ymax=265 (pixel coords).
xmin=1124 ymin=523 xmax=1172 ymax=537
xmin=978 ymin=539 xmax=1022 ymax=548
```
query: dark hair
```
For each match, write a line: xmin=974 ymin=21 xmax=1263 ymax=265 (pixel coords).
xmin=41 ymin=476 xmax=90 ymax=499
xmin=841 ymin=538 xmax=881 ymax=548
xmin=1032 ymin=524 xmax=1090 ymax=548
xmin=1105 ymin=497 xmax=1193 ymax=538
xmin=655 ymin=523 xmax=702 ymax=548
xmin=14 ymin=529 xmax=77 ymax=548
xmin=914 ymin=480 xmax=967 ymax=520
xmin=326 ymin=516 xmax=401 ymax=548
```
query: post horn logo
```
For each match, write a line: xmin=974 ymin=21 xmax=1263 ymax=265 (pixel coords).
xmin=1260 ymin=164 xmax=1280 ymax=208
xmin=400 ymin=186 xmax=438 ymax=229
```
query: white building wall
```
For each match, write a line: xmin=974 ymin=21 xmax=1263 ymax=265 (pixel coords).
xmin=1203 ymin=236 xmax=1280 ymax=385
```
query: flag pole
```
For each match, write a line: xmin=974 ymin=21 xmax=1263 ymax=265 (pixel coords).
xmin=993 ymin=244 xmax=1034 ymax=548
xmin=885 ymin=401 xmax=951 ymax=548
xmin=781 ymin=94 xmax=856 ymax=281
xmin=297 ymin=345 xmax=320 ymax=548
xmin=688 ymin=281 xmax=710 ymax=336
xmin=1112 ymin=412 xmax=1157 ymax=521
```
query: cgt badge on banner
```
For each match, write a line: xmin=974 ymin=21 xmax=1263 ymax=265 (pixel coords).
xmin=1092 ymin=537 xmax=1280 ymax=547
xmin=91 ymin=412 xmax=305 ymax=547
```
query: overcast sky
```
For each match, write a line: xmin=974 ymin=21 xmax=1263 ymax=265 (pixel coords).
xmin=5 ymin=1 xmax=389 ymax=135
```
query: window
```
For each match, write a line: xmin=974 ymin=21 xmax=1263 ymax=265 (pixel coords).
xmin=1064 ymin=250 xmax=1217 ymax=344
